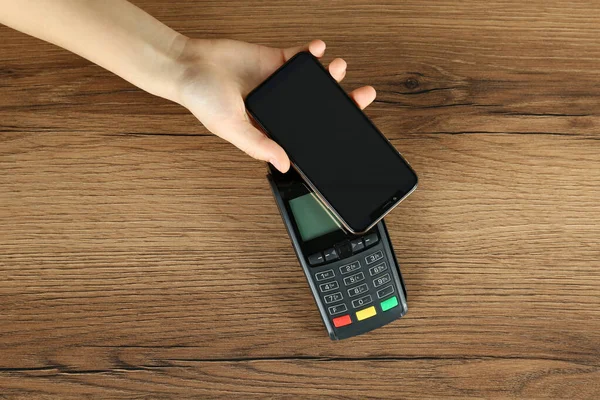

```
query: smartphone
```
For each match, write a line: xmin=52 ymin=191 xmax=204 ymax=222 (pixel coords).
xmin=245 ymin=51 xmax=418 ymax=234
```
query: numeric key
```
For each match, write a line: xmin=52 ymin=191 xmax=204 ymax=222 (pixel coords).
xmin=373 ymin=273 xmax=391 ymax=288
xmin=347 ymin=283 xmax=369 ymax=297
xmin=351 ymin=294 xmax=372 ymax=309
xmin=323 ymin=292 xmax=343 ymax=304
xmin=319 ymin=281 xmax=339 ymax=293
xmin=343 ymin=272 xmax=365 ymax=286
xmin=365 ymin=250 xmax=384 ymax=265
xmin=315 ymin=269 xmax=335 ymax=281
xmin=339 ymin=261 xmax=361 ymax=275
xmin=369 ymin=262 xmax=387 ymax=276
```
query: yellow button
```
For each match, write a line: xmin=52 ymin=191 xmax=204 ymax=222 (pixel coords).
xmin=355 ymin=306 xmax=377 ymax=321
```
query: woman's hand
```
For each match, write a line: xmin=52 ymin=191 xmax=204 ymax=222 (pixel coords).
xmin=175 ymin=39 xmax=377 ymax=172
xmin=0 ymin=0 xmax=375 ymax=173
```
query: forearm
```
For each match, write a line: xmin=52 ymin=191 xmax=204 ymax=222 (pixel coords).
xmin=0 ymin=0 xmax=188 ymax=103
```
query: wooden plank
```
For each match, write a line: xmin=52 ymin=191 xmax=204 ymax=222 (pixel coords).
xmin=2 ymin=1 xmax=600 ymax=137
xmin=1 ymin=133 xmax=599 ymax=365
xmin=0 ymin=359 xmax=598 ymax=399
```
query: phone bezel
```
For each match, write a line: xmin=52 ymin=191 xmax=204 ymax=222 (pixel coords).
xmin=246 ymin=51 xmax=418 ymax=234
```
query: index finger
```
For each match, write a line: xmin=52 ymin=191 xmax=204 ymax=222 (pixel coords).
xmin=283 ymin=39 xmax=326 ymax=61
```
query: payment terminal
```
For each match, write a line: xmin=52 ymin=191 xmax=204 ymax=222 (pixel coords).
xmin=267 ymin=165 xmax=408 ymax=340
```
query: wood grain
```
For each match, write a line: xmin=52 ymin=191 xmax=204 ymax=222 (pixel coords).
xmin=1 ymin=0 xmax=599 ymax=398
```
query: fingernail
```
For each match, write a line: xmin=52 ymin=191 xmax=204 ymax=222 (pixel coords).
xmin=270 ymin=158 xmax=282 ymax=172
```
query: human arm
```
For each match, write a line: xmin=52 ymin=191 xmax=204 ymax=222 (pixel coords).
xmin=0 ymin=0 xmax=376 ymax=172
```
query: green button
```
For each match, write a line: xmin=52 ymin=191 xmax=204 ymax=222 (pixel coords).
xmin=380 ymin=296 xmax=398 ymax=312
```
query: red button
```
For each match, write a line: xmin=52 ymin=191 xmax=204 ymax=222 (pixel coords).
xmin=333 ymin=314 xmax=352 ymax=328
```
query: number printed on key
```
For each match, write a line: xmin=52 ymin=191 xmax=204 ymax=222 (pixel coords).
xmin=365 ymin=251 xmax=384 ymax=265
xmin=352 ymin=294 xmax=372 ymax=309
xmin=347 ymin=283 xmax=369 ymax=297
xmin=369 ymin=262 xmax=387 ymax=276
xmin=339 ymin=261 xmax=361 ymax=275
xmin=324 ymin=292 xmax=343 ymax=304
xmin=315 ymin=269 xmax=335 ymax=281
xmin=319 ymin=281 xmax=339 ymax=292
xmin=373 ymin=273 xmax=391 ymax=288
xmin=343 ymin=272 xmax=365 ymax=286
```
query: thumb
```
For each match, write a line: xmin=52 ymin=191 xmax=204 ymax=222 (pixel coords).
xmin=225 ymin=120 xmax=290 ymax=173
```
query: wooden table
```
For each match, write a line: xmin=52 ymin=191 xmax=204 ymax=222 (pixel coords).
xmin=1 ymin=1 xmax=599 ymax=398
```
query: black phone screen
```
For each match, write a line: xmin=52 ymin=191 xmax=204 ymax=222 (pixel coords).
xmin=246 ymin=52 xmax=417 ymax=232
